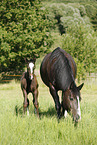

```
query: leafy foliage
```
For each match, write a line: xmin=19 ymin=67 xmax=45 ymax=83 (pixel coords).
xmin=85 ymin=3 xmax=97 ymax=31
xmin=45 ymin=3 xmax=91 ymax=34
xmin=0 ymin=0 xmax=53 ymax=73
xmin=62 ymin=24 xmax=97 ymax=81
xmin=0 ymin=0 xmax=97 ymax=81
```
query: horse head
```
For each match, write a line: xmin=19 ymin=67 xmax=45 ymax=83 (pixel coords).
xmin=25 ymin=58 xmax=36 ymax=80
xmin=62 ymin=82 xmax=84 ymax=123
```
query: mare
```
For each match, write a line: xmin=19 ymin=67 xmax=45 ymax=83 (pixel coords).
xmin=21 ymin=58 xmax=39 ymax=117
xmin=40 ymin=47 xmax=84 ymax=122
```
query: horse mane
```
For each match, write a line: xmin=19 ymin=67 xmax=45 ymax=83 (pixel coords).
xmin=49 ymin=47 xmax=74 ymax=91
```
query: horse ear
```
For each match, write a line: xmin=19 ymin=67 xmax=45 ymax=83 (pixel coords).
xmin=77 ymin=83 xmax=84 ymax=91
xmin=70 ymin=81 xmax=75 ymax=90
xmin=33 ymin=57 xmax=36 ymax=63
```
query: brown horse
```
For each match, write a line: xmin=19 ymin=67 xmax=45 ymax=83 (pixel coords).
xmin=21 ymin=58 xmax=39 ymax=117
xmin=40 ymin=47 xmax=84 ymax=122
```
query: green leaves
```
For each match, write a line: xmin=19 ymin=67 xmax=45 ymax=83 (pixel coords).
xmin=62 ymin=24 xmax=97 ymax=81
xmin=0 ymin=0 xmax=53 ymax=73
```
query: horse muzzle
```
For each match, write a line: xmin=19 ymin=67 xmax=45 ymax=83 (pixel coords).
xmin=73 ymin=114 xmax=81 ymax=123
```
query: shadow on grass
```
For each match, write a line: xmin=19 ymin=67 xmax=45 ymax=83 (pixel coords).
xmin=39 ymin=107 xmax=56 ymax=118
xmin=15 ymin=105 xmax=56 ymax=118
xmin=15 ymin=105 xmax=23 ymax=116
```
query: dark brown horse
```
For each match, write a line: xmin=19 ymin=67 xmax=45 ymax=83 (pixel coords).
xmin=21 ymin=58 xmax=39 ymax=117
xmin=40 ymin=47 xmax=84 ymax=122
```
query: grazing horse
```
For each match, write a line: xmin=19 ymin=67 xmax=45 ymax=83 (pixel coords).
xmin=21 ymin=58 xmax=39 ymax=117
xmin=40 ymin=47 xmax=84 ymax=122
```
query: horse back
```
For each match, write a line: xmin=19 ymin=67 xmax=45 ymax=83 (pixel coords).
xmin=60 ymin=49 xmax=77 ymax=79
xmin=40 ymin=48 xmax=77 ymax=91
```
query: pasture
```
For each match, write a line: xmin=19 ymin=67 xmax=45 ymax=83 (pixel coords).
xmin=0 ymin=62 xmax=97 ymax=145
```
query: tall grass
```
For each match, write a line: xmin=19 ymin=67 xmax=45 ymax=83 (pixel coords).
xmin=0 ymin=69 xmax=97 ymax=144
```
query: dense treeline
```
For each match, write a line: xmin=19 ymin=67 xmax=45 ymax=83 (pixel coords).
xmin=43 ymin=0 xmax=97 ymax=31
xmin=0 ymin=0 xmax=53 ymax=73
xmin=0 ymin=0 xmax=97 ymax=81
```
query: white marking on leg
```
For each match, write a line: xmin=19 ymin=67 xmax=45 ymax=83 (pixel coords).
xmin=77 ymin=96 xmax=81 ymax=120
xmin=27 ymin=107 xmax=29 ymax=116
xmin=64 ymin=110 xmax=68 ymax=118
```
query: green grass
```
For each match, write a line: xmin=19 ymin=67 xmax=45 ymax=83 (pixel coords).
xmin=0 ymin=73 xmax=97 ymax=145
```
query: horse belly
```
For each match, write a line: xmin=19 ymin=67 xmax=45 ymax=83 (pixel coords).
xmin=40 ymin=53 xmax=51 ymax=87
xmin=21 ymin=78 xmax=27 ymax=90
xmin=54 ymin=75 xmax=71 ymax=91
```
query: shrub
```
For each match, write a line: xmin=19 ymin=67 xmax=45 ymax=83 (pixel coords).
xmin=45 ymin=3 xmax=91 ymax=35
xmin=0 ymin=0 xmax=53 ymax=73
xmin=62 ymin=24 xmax=97 ymax=81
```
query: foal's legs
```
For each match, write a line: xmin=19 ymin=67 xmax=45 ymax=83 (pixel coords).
xmin=23 ymin=89 xmax=29 ymax=115
xmin=49 ymin=83 xmax=61 ymax=119
xmin=32 ymin=88 xmax=39 ymax=117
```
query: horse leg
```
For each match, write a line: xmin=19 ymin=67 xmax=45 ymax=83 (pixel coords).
xmin=23 ymin=89 xmax=29 ymax=115
xmin=60 ymin=101 xmax=65 ymax=117
xmin=64 ymin=110 xmax=68 ymax=118
xmin=49 ymin=83 xmax=61 ymax=119
xmin=32 ymin=89 xmax=39 ymax=117
xmin=27 ymin=98 xmax=29 ymax=115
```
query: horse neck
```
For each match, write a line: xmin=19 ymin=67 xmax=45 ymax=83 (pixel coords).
xmin=25 ymin=71 xmax=30 ymax=80
xmin=26 ymin=70 xmax=34 ymax=80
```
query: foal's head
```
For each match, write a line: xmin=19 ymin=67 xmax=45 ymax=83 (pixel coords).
xmin=25 ymin=58 xmax=36 ymax=80
xmin=62 ymin=82 xmax=84 ymax=123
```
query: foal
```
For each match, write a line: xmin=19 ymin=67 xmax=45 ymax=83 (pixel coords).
xmin=21 ymin=58 xmax=39 ymax=117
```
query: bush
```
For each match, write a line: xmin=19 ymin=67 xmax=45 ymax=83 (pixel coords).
xmin=62 ymin=24 xmax=97 ymax=81
xmin=0 ymin=0 xmax=53 ymax=73
xmin=45 ymin=3 xmax=91 ymax=34
xmin=85 ymin=4 xmax=97 ymax=18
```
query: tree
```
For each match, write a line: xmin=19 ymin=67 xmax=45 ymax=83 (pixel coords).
xmin=0 ymin=0 xmax=53 ymax=73
xmin=62 ymin=24 xmax=97 ymax=81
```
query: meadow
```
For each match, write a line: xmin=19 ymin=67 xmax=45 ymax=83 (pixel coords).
xmin=0 ymin=60 xmax=97 ymax=145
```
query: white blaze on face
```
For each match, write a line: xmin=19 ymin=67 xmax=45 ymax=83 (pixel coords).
xmin=77 ymin=96 xmax=81 ymax=120
xmin=29 ymin=62 xmax=34 ymax=79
